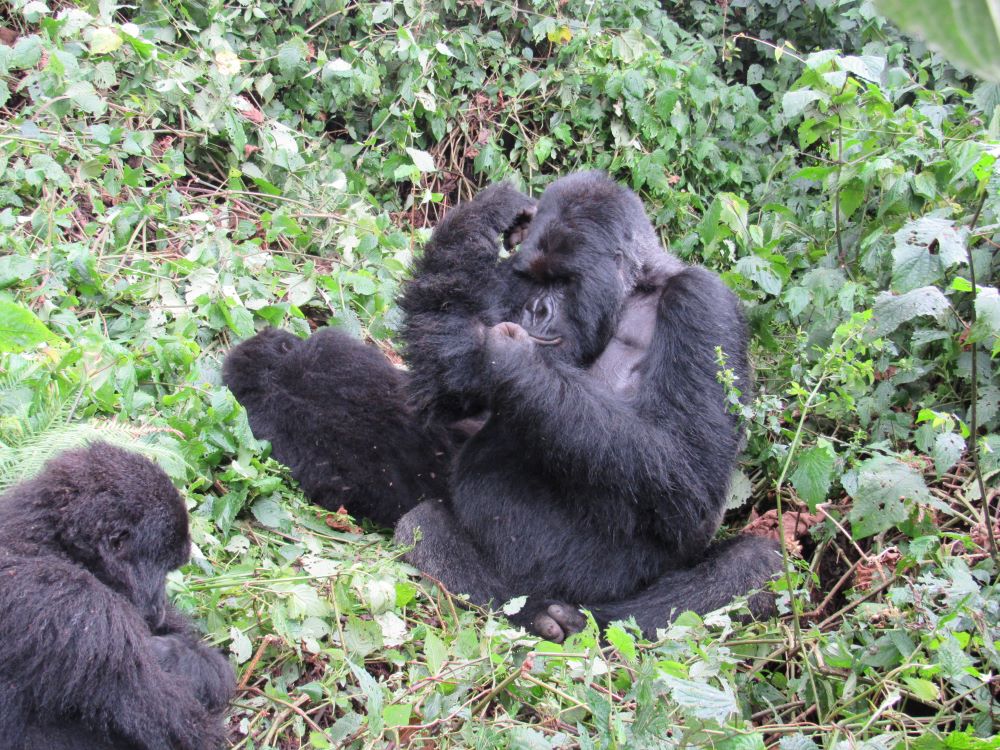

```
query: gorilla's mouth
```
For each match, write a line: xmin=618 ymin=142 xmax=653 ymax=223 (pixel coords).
xmin=529 ymin=335 xmax=562 ymax=346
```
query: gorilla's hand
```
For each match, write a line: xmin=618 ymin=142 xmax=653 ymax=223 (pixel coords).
xmin=152 ymin=634 xmax=236 ymax=712
xmin=470 ymin=183 xmax=537 ymax=242
xmin=484 ymin=322 xmax=535 ymax=377
xmin=485 ymin=322 xmax=533 ymax=355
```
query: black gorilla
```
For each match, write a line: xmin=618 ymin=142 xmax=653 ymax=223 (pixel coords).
xmin=223 ymin=172 xmax=781 ymax=641
xmin=394 ymin=172 xmax=782 ymax=640
xmin=0 ymin=442 xmax=235 ymax=750
xmin=222 ymin=326 xmax=450 ymax=527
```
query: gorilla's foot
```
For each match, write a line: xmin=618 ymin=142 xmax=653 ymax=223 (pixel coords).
xmin=531 ymin=602 xmax=587 ymax=643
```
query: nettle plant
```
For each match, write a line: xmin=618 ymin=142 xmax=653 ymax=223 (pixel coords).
xmin=701 ymin=49 xmax=1000 ymax=545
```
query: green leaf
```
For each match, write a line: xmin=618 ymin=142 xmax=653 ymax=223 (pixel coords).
xmin=932 ymin=432 xmax=965 ymax=476
xmin=725 ymin=469 xmax=753 ymax=510
xmin=382 ymin=703 xmax=412 ymax=728
xmin=871 ymin=286 xmax=950 ymax=336
xmin=424 ymin=631 xmax=446 ymax=675
xmin=88 ymin=26 xmax=123 ymax=54
xmin=875 ymin=0 xmax=1000 ymax=81
xmin=0 ymin=256 xmax=37 ymax=289
xmin=790 ymin=442 xmax=836 ymax=510
xmin=782 ymin=89 xmax=824 ymax=119
xmin=735 ymin=255 xmax=783 ymax=295
xmin=660 ymin=675 xmax=738 ymax=722
xmin=0 ymin=298 xmax=63 ymax=352
xmin=891 ymin=217 xmax=968 ymax=292
xmin=605 ymin=625 xmax=637 ymax=662
xmin=903 ymin=676 xmax=940 ymax=703
xmin=405 ymin=147 xmax=436 ymax=172
xmin=843 ymin=455 xmax=933 ymax=538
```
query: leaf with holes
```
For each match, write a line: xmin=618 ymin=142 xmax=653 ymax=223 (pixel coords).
xmin=843 ymin=455 xmax=933 ymax=538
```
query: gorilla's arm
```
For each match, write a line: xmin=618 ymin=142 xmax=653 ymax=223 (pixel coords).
xmin=486 ymin=268 xmax=747 ymax=545
xmin=1 ymin=561 xmax=224 ymax=750
xmin=400 ymin=184 xmax=536 ymax=421
xmin=153 ymin=608 xmax=236 ymax=712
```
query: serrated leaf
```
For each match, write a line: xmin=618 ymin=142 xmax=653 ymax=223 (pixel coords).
xmin=726 ymin=469 xmax=753 ymax=510
xmin=229 ymin=627 xmax=252 ymax=663
xmin=88 ymin=26 xmax=122 ymax=54
xmin=974 ymin=287 xmax=1000 ymax=336
xmin=277 ymin=39 xmax=307 ymax=76
xmin=782 ymin=89 xmax=824 ymax=119
xmin=790 ymin=443 xmax=836 ymax=510
xmin=0 ymin=298 xmax=63 ymax=352
xmin=605 ymin=625 xmax=637 ymax=662
xmin=382 ymin=703 xmax=412 ymax=728
xmin=502 ymin=595 xmax=527 ymax=615
xmin=875 ymin=0 xmax=1000 ymax=81
xmin=660 ymin=675 xmax=738 ymax=721
xmin=735 ymin=255 xmax=782 ymax=295
xmin=250 ymin=496 xmax=292 ymax=530
xmin=891 ymin=217 xmax=968 ymax=291
xmin=932 ymin=432 xmax=965 ymax=476
xmin=844 ymin=455 xmax=933 ymax=538
xmin=903 ymin=676 xmax=940 ymax=702
xmin=424 ymin=631 xmax=447 ymax=675
xmin=871 ymin=286 xmax=950 ymax=335
xmin=405 ymin=147 xmax=436 ymax=172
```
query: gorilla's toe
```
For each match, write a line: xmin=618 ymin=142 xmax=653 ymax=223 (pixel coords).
xmin=532 ymin=602 xmax=586 ymax=643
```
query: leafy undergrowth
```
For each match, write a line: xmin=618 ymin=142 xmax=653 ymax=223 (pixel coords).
xmin=0 ymin=0 xmax=998 ymax=748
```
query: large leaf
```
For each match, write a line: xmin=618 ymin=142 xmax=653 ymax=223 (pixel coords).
xmin=876 ymin=0 xmax=1000 ymax=81
xmin=0 ymin=297 xmax=63 ymax=352
xmin=891 ymin=217 xmax=968 ymax=292
xmin=790 ymin=442 xmax=837 ymax=510
xmin=871 ymin=286 xmax=950 ymax=335
xmin=843 ymin=455 xmax=933 ymax=538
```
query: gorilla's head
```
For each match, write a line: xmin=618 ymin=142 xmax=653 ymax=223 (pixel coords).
xmin=42 ymin=442 xmax=190 ymax=628
xmin=506 ymin=172 xmax=660 ymax=365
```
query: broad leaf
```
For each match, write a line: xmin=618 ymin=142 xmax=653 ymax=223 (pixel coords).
xmin=876 ymin=0 xmax=1000 ymax=81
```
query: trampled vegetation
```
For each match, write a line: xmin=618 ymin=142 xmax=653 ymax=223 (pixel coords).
xmin=0 ymin=0 xmax=997 ymax=747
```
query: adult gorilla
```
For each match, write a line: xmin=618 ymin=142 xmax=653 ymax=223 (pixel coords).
xmin=0 ymin=442 xmax=234 ymax=749
xmin=395 ymin=172 xmax=781 ymax=641
xmin=224 ymin=172 xmax=781 ymax=641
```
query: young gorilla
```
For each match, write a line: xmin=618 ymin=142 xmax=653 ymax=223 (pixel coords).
xmin=223 ymin=326 xmax=450 ymax=527
xmin=0 ymin=442 xmax=235 ymax=750
xmin=395 ymin=172 xmax=782 ymax=641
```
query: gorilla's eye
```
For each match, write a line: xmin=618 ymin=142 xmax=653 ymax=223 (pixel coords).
xmin=109 ymin=530 xmax=130 ymax=552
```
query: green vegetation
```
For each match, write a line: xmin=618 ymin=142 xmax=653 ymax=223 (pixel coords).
xmin=0 ymin=0 xmax=997 ymax=747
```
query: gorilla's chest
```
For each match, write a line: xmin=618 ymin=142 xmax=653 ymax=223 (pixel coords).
xmin=587 ymin=288 xmax=661 ymax=395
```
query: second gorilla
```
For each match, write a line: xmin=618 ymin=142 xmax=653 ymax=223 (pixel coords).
xmin=224 ymin=172 xmax=781 ymax=640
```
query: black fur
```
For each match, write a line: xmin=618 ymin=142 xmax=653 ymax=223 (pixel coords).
xmin=0 ymin=442 xmax=235 ymax=750
xmin=395 ymin=172 xmax=782 ymax=640
xmin=222 ymin=326 xmax=450 ymax=527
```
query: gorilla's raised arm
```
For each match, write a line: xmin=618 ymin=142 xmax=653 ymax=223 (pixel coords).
xmin=400 ymin=183 xmax=536 ymax=422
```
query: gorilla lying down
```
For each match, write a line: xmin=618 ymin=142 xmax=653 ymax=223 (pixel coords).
xmin=0 ymin=442 xmax=234 ymax=750
xmin=225 ymin=171 xmax=781 ymax=641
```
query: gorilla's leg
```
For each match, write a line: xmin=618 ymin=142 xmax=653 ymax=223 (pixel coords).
xmin=223 ymin=327 xmax=450 ymax=526
xmin=394 ymin=500 xmax=514 ymax=607
xmin=583 ymin=535 xmax=783 ymax=638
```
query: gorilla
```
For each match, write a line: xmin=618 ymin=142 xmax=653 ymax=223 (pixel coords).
xmin=0 ymin=442 xmax=235 ymax=750
xmin=394 ymin=172 xmax=782 ymax=640
xmin=224 ymin=172 xmax=781 ymax=641
xmin=223 ymin=326 xmax=451 ymax=527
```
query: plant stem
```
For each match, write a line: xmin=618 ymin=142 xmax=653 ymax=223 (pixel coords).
xmin=964 ymin=190 xmax=999 ymax=565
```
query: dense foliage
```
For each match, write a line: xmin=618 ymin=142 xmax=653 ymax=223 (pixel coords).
xmin=0 ymin=0 xmax=997 ymax=747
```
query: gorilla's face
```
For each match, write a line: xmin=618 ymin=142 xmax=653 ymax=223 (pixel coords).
xmin=55 ymin=444 xmax=191 ymax=628
xmin=506 ymin=175 xmax=645 ymax=365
